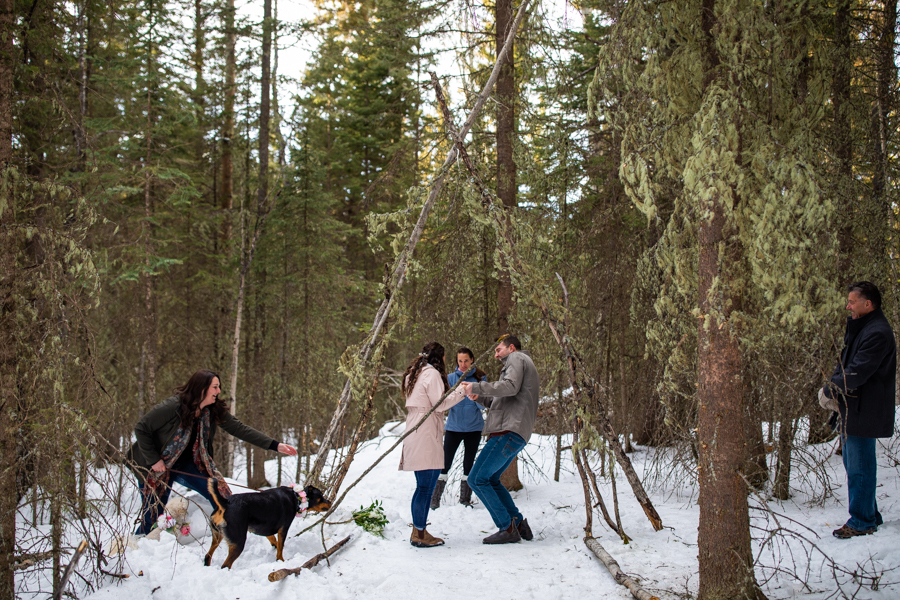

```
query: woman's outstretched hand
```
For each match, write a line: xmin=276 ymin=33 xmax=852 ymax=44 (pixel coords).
xmin=277 ymin=443 xmax=298 ymax=456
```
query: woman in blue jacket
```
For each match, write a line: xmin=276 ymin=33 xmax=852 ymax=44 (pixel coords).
xmin=431 ymin=346 xmax=487 ymax=507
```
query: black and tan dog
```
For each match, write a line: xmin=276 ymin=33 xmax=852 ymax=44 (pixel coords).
xmin=204 ymin=479 xmax=331 ymax=569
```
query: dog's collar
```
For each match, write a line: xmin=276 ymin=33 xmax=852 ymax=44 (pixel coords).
xmin=288 ymin=483 xmax=308 ymax=516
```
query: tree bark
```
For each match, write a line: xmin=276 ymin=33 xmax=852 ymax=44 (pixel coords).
xmin=220 ymin=0 xmax=236 ymax=244
xmin=0 ymin=2 xmax=15 ymax=591
xmin=495 ymin=0 xmax=516 ymax=335
xmin=772 ymin=417 xmax=793 ymax=500
xmin=696 ymin=2 xmax=762 ymax=598
xmin=495 ymin=0 xmax=521 ymax=488
xmin=0 ymin=0 xmax=11 ymax=165
xmin=141 ymin=0 xmax=159 ymax=411
xmin=873 ymin=0 xmax=899 ymax=390
xmin=745 ymin=388 xmax=769 ymax=489
xmin=832 ymin=0 xmax=853 ymax=273
xmin=228 ymin=0 xmax=273 ymax=470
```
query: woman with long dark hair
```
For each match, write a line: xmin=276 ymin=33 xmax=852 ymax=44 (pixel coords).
xmin=399 ymin=342 xmax=469 ymax=547
xmin=127 ymin=369 xmax=296 ymax=535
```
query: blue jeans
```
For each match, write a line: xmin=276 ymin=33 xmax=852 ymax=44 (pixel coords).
xmin=468 ymin=432 xmax=526 ymax=529
xmin=136 ymin=460 xmax=216 ymax=535
xmin=412 ymin=469 xmax=441 ymax=530
xmin=842 ymin=435 xmax=883 ymax=531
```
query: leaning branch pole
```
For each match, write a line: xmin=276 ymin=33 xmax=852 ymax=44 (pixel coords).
xmin=306 ymin=0 xmax=532 ymax=486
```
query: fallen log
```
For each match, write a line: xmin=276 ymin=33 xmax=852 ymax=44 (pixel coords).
xmin=584 ymin=536 xmax=659 ymax=600
xmin=268 ymin=535 xmax=352 ymax=582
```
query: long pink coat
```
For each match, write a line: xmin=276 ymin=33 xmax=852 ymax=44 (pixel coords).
xmin=399 ymin=364 xmax=466 ymax=471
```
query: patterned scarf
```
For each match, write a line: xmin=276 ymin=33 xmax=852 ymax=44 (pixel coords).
xmin=141 ymin=408 xmax=232 ymax=507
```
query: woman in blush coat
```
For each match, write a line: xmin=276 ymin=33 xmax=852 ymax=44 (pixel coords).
xmin=399 ymin=342 xmax=469 ymax=547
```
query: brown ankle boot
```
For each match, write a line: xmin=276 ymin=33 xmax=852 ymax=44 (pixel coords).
xmin=482 ymin=521 xmax=521 ymax=544
xmin=410 ymin=527 xmax=444 ymax=548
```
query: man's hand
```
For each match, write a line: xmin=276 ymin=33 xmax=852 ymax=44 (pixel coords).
xmin=151 ymin=460 xmax=166 ymax=473
xmin=460 ymin=382 xmax=473 ymax=395
xmin=818 ymin=388 xmax=839 ymax=412
xmin=277 ymin=443 xmax=298 ymax=456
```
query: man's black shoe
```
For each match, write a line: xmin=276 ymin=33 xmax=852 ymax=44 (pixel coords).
xmin=832 ymin=524 xmax=876 ymax=539
xmin=483 ymin=522 xmax=521 ymax=544
xmin=515 ymin=517 xmax=533 ymax=541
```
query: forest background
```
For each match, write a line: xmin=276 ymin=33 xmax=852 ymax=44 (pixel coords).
xmin=0 ymin=0 xmax=897 ymax=598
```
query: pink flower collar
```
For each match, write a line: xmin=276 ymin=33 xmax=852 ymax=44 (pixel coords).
xmin=288 ymin=483 xmax=309 ymax=516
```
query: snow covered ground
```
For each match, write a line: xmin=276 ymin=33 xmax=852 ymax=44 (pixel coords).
xmin=21 ymin=419 xmax=900 ymax=599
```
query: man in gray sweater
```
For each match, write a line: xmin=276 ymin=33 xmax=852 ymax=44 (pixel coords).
xmin=461 ymin=335 xmax=540 ymax=544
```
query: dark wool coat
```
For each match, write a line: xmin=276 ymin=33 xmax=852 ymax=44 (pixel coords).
xmin=126 ymin=395 xmax=277 ymax=475
xmin=823 ymin=308 xmax=897 ymax=438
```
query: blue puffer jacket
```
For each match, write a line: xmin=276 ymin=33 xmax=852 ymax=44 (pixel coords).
xmin=446 ymin=369 xmax=487 ymax=433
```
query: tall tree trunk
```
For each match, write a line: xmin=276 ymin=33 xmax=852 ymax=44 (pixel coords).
xmin=0 ymin=2 xmax=15 ymax=595
xmin=248 ymin=271 xmax=269 ymax=489
xmin=495 ymin=0 xmax=522 ymax=492
xmin=696 ymin=1 xmax=763 ymax=598
xmin=772 ymin=417 xmax=794 ymax=500
xmin=872 ymin=0 xmax=897 ymax=272
xmin=495 ymin=0 xmax=516 ymax=335
xmin=220 ymin=0 xmax=235 ymax=244
xmin=227 ymin=0 xmax=273 ymax=470
xmin=745 ymin=386 xmax=769 ymax=489
xmin=141 ymin=0 xmax=159 ymax=411
xmin=873 ymin=0 xmax=899 ymax=391
xmin=833 ymin=0 xmax=853 ymax=275
xmin=215 ymin=0 xmax=237 ymax=378
xmin=74 ymin=0 xmax=88 ymax=173
xmin=193 ymin=0 xmax=206 ymax=160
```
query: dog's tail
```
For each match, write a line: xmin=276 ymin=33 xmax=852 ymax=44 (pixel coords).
xmin=207 ymin=478 xmax=229 ymax=529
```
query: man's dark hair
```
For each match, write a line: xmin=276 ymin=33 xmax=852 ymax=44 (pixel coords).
xmin=499 ymin=334 xmax=521 ymax=351
xmin=848 ymin=281 xmax=882 ymax=309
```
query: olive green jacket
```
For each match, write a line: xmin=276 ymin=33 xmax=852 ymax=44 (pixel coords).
xmin=126 ymin=395 xmax=277 ymax=475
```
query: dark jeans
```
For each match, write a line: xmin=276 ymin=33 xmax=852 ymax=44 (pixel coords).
xmin=411 ymin=469 xmax=441 ymax=530
xmin=136 ymin=460 xmax=215 ymax=535
xmin=842 ymin=435 xmax=883 ymax=531
xmin=442 ymin=430 xmax=482 ymax=475
xmin=468 ymin=432 xmax=526 ymax=529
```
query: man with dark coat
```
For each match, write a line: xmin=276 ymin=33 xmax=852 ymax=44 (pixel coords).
xmin=819 ymin=281 xmax=896 ymax=539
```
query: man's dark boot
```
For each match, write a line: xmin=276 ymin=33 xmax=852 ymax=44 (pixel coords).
xmin=459 ymin=479 xmax=473 ymax=505
xmin=515 ymin=517 xmax=533 ymax=541
xmin=483 ymin=521 xmax=521 ymax=544
xmin=430 ymin=478 xmax=446 ymax=510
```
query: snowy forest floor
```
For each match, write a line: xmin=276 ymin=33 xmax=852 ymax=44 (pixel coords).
xmin=19 ymin=418 xmax=900 ymax=600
